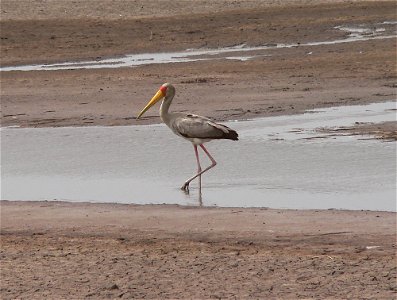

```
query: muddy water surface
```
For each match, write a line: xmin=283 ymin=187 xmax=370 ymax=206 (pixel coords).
xmin=1 ymin=102 xmax=396 ymax=210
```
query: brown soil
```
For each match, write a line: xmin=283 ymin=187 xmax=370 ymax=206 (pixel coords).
xmin=1 ymin=1 xmax=396 ymax=299
xmin=318 ymin=121 xmax=397 ymax=141
xmin=2 ymin=0 xmax=393 ymax=65
xmin=1 ymin=1 xmax=396 ymax=128
xmin=1 ymin=201 xmax=396 ymax=299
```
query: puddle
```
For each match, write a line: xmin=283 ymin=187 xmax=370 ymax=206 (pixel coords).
xmin=1 ymin=102 xmax=396 ymax=211
xmin=242 ymin=101 xmax=397 ymax=141
xmin=1 ymin=22 xmax=395 ymax=72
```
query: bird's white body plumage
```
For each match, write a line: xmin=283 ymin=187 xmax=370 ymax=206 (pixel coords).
xmin=137 ymin=83 xmax=238 ymax=195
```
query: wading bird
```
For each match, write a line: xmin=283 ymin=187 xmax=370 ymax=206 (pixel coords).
xmin=137 ymin=83 xmax=238 ymax=195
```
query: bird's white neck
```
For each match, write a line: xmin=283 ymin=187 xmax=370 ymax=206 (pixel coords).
xmin=159 ymin=95 xmax=173 ymax=125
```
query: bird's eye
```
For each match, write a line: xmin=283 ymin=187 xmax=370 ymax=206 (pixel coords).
xmin=160 ymin=86 xmax=167 ymax=94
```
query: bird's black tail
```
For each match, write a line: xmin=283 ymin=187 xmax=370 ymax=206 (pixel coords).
xmin=225 ymin=129 xmax=239 ymax=141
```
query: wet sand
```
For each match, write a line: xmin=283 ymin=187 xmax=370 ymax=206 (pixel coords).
xmin=1 ymin=1 xmax=397 ymax=299
xmin=318 ymin=121 xmax=397 ymax=141
xmin=1 ymin=1 xmax=396 ymax=128
xmin=1 ymin=201 xmax=396 ymax=299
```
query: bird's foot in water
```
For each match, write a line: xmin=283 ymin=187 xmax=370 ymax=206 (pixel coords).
xmin=181 ymin=182 xmax=190 ymax=194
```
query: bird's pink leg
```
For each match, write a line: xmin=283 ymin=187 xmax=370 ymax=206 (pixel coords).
xmin=181 ymin=145 xmax=201 ymax=193
xmin=199 ymin=144 xmax=217 ymax=167
xmin=196 ymin=148 xmax=202 ymax=201
xmin=181 ymin=144 xmax=217 ymax=193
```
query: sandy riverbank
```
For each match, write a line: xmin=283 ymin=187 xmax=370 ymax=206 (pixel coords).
xmin=1 ymin=200 xmax=396 ymax=299
xmin=1 ymin=1 xmax=396 ymax=129
xmin=318 ymin=121 xmax=397 ymax=141
xmin=1 ymin=1 xmax=396 ymax=299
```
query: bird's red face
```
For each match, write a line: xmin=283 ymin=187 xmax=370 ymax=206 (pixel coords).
xmin=159 ymin=85 xmax=167 ymax=95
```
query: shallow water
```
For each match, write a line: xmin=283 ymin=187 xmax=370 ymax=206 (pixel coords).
xmin=1 ymin=22 xmax=395 ymax=72
xmin=1 ymin=102 xmax=396 ymax=211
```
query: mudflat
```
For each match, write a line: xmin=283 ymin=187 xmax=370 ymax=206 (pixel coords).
xmin=1 ymin=1 xmax=396 ymax=299
xmin=318 ymin=121 xmax=397 ymax=141
xmin=1 ymin=201 xmax=396 ymax=299
xmin=1 ymin=0 xmax=396 ymax=128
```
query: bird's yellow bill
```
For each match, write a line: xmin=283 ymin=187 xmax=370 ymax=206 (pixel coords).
xmin=137 ymin=89 xmax=165 ymax=119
